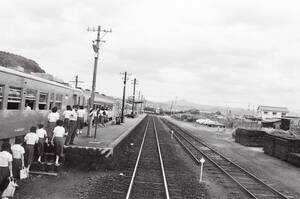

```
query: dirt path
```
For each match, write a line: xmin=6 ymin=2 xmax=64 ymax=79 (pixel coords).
xmin=166 ymin=117 xmax=300 ymax=199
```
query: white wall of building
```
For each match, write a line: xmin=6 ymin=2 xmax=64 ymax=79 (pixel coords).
xmin=259 ymin=111 xmax=287 ymax=119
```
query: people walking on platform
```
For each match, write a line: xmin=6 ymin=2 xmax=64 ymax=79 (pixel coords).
xmin=77 ymin=105 xmax=85 ymax=134
xmin=51 ymin=120 xmax=66 ymax=166
xmin=11 ymin=138 xmax=25 ymax=180
xmin=102 ymin=108 xmax=107 ymax=127
xmin=0 ymin=142 xmax=13 ymax=192
xmin=62 ymin=105 xmax=72 ymax=132
xmin=24 ymin=126 xmax=38 ymax=172
xmin=65 ymin=105 xmax=78 ymax=145
xmin=89 ymin=108 xmax=96 ymax=126
xmin=47 ymin=107 xmax=60 ymax=140
xmin=36 ymin=124 xmax=47 ymax=163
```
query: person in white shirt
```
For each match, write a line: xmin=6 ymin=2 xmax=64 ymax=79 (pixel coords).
xmin=77 ymin=105 xmax=85 ymax=134
xmin=36 ymin=124 xmax=47 ymax=162
xmin=65 ymin=105 xmax=78 ymax=145
xmin=51 ymin=120 xmax=66 ymax=165
xmin=24 ymin=126 xmax=39 ymax=171
xmin=47 ymin=107 xmax=60 ymax=140
xmin=24 ymin=103 xmax=32 ymax=111
xmin=11 ymin=138 xmax=25 ymax=180
xmin=89 ymin=108 xmax=97 ymax=126
xmin=0 ymin=142 xmax=13 ymax=192
xmin=62 ymin=105 xmax=72 ymax=132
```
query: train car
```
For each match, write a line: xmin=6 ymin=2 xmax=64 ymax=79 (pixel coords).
xmin=0 ymin=66 xmax=117 ymax=142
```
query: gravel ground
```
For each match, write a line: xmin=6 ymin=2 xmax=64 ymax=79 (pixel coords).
xmin=166 ymin=116 xmax=300 ymax=199
xmin=155 ymin=117 xmax=209 ymax=199
xmin=157 ymin=118 xmax=250 ymax=199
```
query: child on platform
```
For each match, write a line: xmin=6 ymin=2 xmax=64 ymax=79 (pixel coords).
xmin=51 ymin=120 xmax=66 ymax=166
xmin=11 ymin=138 xmax=25 ymax=180
xmin=24 ymin=126 xmax=38 ymax=172
xmin=0 ymin=142 xmax=13 ymax=191
xmin=36 ymin=124 xmax=47 ymax=162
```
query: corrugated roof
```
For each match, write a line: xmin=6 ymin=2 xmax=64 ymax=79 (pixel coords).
xmin=94 ymin=94 xmax=116 ymax=105
xmin=257 ymin=105 xmax=289 ymax=113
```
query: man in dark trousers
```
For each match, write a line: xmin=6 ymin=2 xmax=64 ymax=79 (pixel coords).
xmin=65 ymin=105 xmax=78 ymax=145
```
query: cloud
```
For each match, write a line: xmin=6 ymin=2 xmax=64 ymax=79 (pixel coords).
xmin=2 ymin=0 xmax=300 ymax=110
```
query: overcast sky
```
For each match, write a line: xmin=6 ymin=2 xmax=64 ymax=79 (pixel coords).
xmin=2 ymin=0 xmax=300 ymax=110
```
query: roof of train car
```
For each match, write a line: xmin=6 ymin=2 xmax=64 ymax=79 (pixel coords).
xmin=0 ymin=66 xmax=117 ymax=105
xmin=89 ymin=92 xmax=116 ymax=104
xmin=0 ymin=65 xmax=81 ymax=92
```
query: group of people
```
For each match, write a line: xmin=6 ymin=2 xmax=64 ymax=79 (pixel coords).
xmin=48 ymin=105 xmax=85 ymax=145
xmin=0 ymin=104 xmax=87 ymax=193
xmin=89 ymin=107 xmax=109 ymax=127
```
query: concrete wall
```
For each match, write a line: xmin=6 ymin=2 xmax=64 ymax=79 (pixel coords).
xmin=64 ymin=116 xmax=147 ymax=170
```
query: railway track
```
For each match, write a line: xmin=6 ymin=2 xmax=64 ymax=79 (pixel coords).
xmin=125 ymin=117 xmax=170 ymax=199
xmin=161 ymin=118 xmax=291 ymax=199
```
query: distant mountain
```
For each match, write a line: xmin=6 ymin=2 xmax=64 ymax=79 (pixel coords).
xmin=0 ymin=51 xmax=45 ymax=73
xmin=146 ymin=99 xmax=254 ymax=116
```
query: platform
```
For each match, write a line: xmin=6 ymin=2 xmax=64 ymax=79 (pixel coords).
xmin=63 ymin=114 xmax=147 ymax=170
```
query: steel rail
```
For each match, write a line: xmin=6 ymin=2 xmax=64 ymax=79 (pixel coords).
xmin=168 ymin=122 xmax=258 ymax=198
xmin=153 ymin=117 xmax=170 ymax=199
xmin=161 ymin=118 xmax=289 ymax=199
xmin=125 ymin=118 xmax=150 ymax=199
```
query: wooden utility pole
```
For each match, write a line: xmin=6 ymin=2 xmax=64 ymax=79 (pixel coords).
xmin=138 ymin=91 xmax=141 ymax=114
xmin=69 ymin=75 xmax=84 ymax=88
xmin=87 ymin=25 xmax=112 ymax=137
xmin=132 ymin=78 xmax=137 ymax=114
xmin=121 ymin=72 xmax=130 ymax=123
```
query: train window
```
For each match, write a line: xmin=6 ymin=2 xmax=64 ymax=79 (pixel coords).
xmin=7 ymin=87 xmax=22 ymax=110
xmin=55 ymin=94 xmax=63 ymax=110
xmin=49 ymin=93 xmax=54 ymax=110
xmin=39 ymin=92 xmax=48 ymax=110
xmin=0 ymin=85 xmax=3 ymax=110
xmin=25 ymin=89 xmax=37 ymax=110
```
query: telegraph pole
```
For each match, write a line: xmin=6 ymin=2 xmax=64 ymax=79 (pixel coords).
xmin=131 ymin=78 xmax=137 ymax=115
xmin=170 ymin=101 xmax=174 ymax=115
xmin=87 ymin=25 xmax=112 ymax=137
xmin=120 ymin=72 xmax=131 ymax=123
xmin=69 ymin=75 xmax=84 ymax=88
xmin=138 ymin=91 xmax=141 ymax=114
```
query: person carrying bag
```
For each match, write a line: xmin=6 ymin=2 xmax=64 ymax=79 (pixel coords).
xmin=10 ymin=138 xmax=25 ymax=180
xmin=1 ymin=177 xmax=17 ymax=198
xmin=19 ymin=168 xmax=28 ymax=180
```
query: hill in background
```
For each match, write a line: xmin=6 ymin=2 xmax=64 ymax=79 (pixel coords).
xmin=0 ymin=51 xmax=45 ymax=73
xmin=146 ymin=99 xmax=254 ymax=116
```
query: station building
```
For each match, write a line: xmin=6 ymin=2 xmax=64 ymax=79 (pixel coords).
xmin=257 ymin=105 xmax=289 ymax=120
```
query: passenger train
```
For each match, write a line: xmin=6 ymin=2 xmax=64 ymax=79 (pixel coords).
xmin=0 ymin=66 xmax=117 ymax=141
